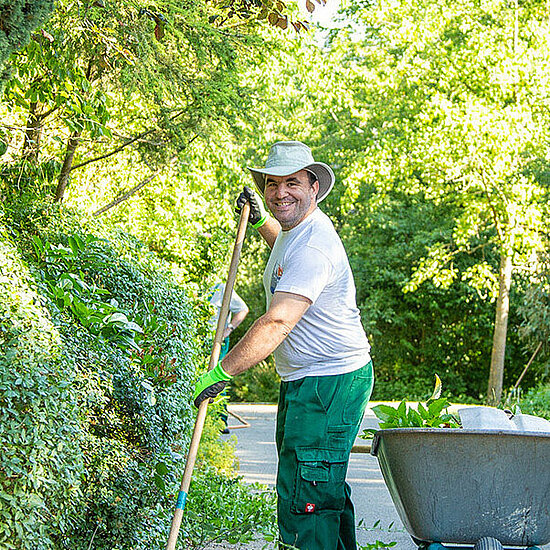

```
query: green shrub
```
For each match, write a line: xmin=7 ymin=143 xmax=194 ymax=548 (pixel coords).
xmin=182 ymin=468 xmax=277 ymax=547
xmin=1 ymin=199 xmax=278 ymax=548
xmin=229 ymin=359 xmax=280 ymax=403
xmin=30 ymin=231 xmax=200 ymax=548
xmin=0 ymin=234 xmax=83 ymax=549
xmin=519 ymin=384 xmax=550 ymax=420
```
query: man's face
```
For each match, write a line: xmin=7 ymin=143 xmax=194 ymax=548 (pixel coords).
xmin=264 ymin=170 xmax=319 ymax=231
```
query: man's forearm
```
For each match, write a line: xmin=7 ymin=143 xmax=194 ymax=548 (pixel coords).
xmin=230 ymin=308 xmax=249 ymax=329
xmin=221 ymin=314 xmax=291 ymax=376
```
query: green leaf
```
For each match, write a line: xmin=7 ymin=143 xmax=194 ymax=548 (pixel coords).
xmin=124 ymin=321 xmax=143 ymax=333
xmin=397 ymin=400 xmax=407 ymax=418
xmin=31 ymin=236 xmax=45 ymax=259
xmin=360 ymin=428 xmax=378 ymax=440
xmin=417 ymin=402 xmax=429 ymax=420
xmin=155 ymin=462 xmax=168 ymax=476
xmin=141 ymin=381 xmax=154 ymax=392
xmin=371 ymin=404 xmax=399 ymax=422
xmin=407 ymin=408 xmax=423 ymax=427
xmin=427 ymin=398 xmax=448 ymax=418
xmin=103 ymin=312 xmax=128 ymax=325
xmin=153 ymin=473 xmax=166 ymax=493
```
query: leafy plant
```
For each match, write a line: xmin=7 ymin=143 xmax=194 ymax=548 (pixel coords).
xmin=519 ymin=384 xmax=550 ymax=421
xmin=0 ymin=195 xmax=284 ymax=548
xmin=361 ymin=376 xmax=460 ymax=439
xmin=357 ymin=519 xmax=399 ymax=550
xmin=359 ymin=542 xmax=397 ymax=550
xmin=32 ymin=234 xmax=146 ymax=352
xmin=0 ymin=235 xmax=83 ymax=548
xmin=181 ymin=468 xmax=278 ymax=548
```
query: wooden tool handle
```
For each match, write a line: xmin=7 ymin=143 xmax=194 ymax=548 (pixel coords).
xmin=166 ymin=202 xmax=250 ymax=550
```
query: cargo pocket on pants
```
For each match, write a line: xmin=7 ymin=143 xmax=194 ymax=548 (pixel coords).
xmin=292 ymin=447 xmax=348 ymax=514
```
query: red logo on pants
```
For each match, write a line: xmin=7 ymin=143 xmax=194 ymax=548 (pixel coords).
xmin=305 ymin=503 xmax=316 ymax=513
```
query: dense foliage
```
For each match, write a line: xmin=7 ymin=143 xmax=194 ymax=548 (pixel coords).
xmin=2 ymin=0 xmax=549 ymax=401
xmin=0 ymin=199 xmax=277 ymax=548
xmin=1 ymin=0 xmax=550 ymax=542
xmin=0 ymin=232 xmax=81 ymax=547
xmin=0 ymin=0 xmax=54 ymax=87
xmin=520 ymin=384 xmax=550 ymax=421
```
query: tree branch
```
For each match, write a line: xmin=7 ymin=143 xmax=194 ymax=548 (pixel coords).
xmin=70 ymin=128 xmax=156 ymax=171
xmin=92 ymin=152 xmax=185 ymax=217
xmin=70 ymin=109 xmax=188 ymax=172
xmin=514 ymin=341 xmax=543 ymax=389
xmin=92 ymin=170 xmax=160 ymax=217
xmin=476 ymin=165 xmax=504 ymax=242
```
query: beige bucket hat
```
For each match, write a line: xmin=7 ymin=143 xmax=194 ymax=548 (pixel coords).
xmin=248 ymin=141 xmax=335 ymax=203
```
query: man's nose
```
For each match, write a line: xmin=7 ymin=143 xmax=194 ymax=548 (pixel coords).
xmin=275 ymin=183 xmax=287 ymax=197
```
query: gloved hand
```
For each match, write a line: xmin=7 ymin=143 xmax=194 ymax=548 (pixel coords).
xmin=193 ymin=361 xmax=232 ymax=407
xmin=236 ymin=186 xmax=269 ymax=229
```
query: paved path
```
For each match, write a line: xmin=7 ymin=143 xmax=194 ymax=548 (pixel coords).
xmin=221 ymin=403 xmax=550 ymax=550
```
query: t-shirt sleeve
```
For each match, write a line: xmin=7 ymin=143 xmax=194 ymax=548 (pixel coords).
xmin=229 ymin=290 xmax=247 ymax=313
xmin=274 ymin=245 xmax=333 ymax=304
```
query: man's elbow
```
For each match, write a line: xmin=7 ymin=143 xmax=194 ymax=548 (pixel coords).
xmin=260 ymin=315 xmax=294 ymax=338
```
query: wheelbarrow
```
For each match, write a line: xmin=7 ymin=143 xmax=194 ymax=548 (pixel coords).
xmin=370 ymin=428 xmax=550 ymax=550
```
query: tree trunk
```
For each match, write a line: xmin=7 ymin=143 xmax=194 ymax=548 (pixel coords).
xmin=22 ymin=102 xmax=43 ymax=162
xmin=487 ymin=253 xmax=513 ymax=405
xmin=54 ymin=131 xmax=81 ymax=202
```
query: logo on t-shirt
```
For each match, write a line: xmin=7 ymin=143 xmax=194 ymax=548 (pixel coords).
xmin=270 ymin=263 xmax=283 ymax=294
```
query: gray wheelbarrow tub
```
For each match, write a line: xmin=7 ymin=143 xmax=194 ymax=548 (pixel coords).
xmin=370 ymin=428 xmax=550 ymax=548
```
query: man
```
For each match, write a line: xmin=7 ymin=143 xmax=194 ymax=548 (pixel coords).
xmin=207 ymin=280 xmax=249 ymax=358
xmin=194 ymin=141 xmax=373 ymax=550
xmin=207 ymin=280 xmax=249 ymax=433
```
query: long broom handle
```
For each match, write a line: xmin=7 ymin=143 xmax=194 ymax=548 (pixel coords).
xmin=165 ymin=202 xmax=250 ymax=550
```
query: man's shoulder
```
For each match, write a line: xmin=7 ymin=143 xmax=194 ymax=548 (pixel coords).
xmin=303 ymin=210 xmax=341 ymax=247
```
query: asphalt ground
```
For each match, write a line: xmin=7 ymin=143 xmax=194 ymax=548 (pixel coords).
xmin=210 ymin=403 xmax=550 ymax=550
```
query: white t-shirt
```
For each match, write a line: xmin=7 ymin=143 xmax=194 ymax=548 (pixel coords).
xmin=263 ymin=208 xmax=371 ymax=382
xmin=208 ymin=282 xmax=247 ymax=330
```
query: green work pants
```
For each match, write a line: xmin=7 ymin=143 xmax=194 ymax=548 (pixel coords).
xmin=275 ymin=362 xmax=374 ymax=550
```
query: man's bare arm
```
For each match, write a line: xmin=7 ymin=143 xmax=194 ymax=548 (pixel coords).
xmin=223 ymin=305 xmax=249 ymax=339
xmin=257 ymin=216 xmax=281 ymax=249
xmin=221 ymin=291 xmax=310 ymax=376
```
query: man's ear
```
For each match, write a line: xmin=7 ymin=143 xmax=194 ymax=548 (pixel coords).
xmin=312 ymin=179 xmax=320 ymax=197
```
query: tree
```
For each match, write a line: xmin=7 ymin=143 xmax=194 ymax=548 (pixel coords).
xmin=2 ymin=0 xmax=326 ymax=202
xmin=316 ymin=0 xmax=550 ymax=403
xmin=0 ymin=0 xmax=54 ymax=88
xmin=3 ymin=0 xmax=240 ymax=201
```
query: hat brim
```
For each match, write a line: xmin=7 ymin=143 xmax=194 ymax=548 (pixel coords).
xmin=248 ymin=162 xmax=335 ymax=203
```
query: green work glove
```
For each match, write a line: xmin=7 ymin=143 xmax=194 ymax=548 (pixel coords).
xmin=236 ymin=186 xmax=269 ymax=229
xmin=193 ymin=361 xmax=232 ymax=408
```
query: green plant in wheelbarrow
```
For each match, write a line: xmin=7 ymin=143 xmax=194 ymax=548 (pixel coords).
xmin=361 ymin=376 xmax=460 ymax=440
